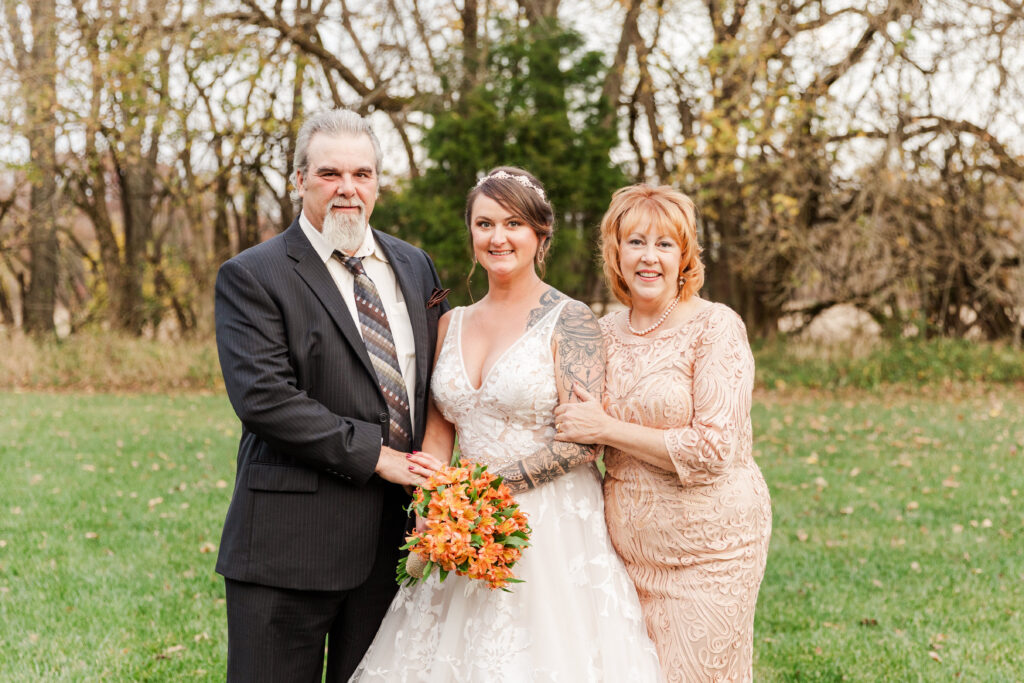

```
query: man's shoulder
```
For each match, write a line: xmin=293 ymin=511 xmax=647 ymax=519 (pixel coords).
xmin=373 ymin=228 xmax=418 ymax=251
xmin=226 ymin=225 xmax=296 ymax=267
xmin=373 ymin=229 xmax=431 ymax=265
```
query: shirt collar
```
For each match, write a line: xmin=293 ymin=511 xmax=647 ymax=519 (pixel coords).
xmin=299 ymin=211 xmax=388 ymax=264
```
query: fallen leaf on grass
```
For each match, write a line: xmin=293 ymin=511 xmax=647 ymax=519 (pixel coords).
xmin=199 ymin=542 xmax=217 ymax=553
xmin=839 ymin=506 xmax=854 ymax=515
xmin=796 ymin=530 xmax=809 ymax=542
xmin=84 ymin=532 xmax=98 ymax=540
xmin=859 ymin=618 xmax=878 ymax=626
xmin=906 ymin=501 xmax=919 ymax=511
xmin=156 ymin=644 xmax=186 ymax=660
xmin=148 ymin=497 xmax=164 ymax=510
xmin=928 ymin=651 xmax=942 ymax=662
xmin=215 ymin=480 xmax=228 ymax=489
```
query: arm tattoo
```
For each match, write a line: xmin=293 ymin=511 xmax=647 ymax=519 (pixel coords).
xmin=494 ymin=441 xmax=597 ymax=494
xmin=494 ymin=299 xmax=605 ymax=494
xmin=554 ymin=300 xmax=605 ymax=397
xmin=526 ymin=287 xmax=566 ymax=329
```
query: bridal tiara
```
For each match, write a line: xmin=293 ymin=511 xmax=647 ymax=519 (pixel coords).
xmin=475 ymin=171 xmax=547 ymax=203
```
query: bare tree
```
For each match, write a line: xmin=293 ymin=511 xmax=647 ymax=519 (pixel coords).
xmin=2 ymin=0 xmax=59 ymax=335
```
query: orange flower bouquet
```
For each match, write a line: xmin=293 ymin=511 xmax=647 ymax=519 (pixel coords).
xmin=396 ymin=458 xmax=531 ymax=591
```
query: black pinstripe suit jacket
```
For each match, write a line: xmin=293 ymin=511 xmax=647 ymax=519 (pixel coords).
xmin=214 ymin=220 xmax=447 ymax=591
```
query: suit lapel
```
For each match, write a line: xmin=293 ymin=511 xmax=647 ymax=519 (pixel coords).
xmin=374 ymin=230 xmax=430 ymax=399
xmin=285 ymin=222 xmax=377 ymax=381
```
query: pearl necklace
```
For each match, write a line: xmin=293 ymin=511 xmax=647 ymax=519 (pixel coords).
xmin=627 ymin=297 xmax=679 ymax=336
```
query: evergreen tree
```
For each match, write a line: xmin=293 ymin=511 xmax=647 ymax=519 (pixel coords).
xmin=376 ymin=22 xmax=626 ymax=305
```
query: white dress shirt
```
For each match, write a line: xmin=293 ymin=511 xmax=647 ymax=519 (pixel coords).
xmin=299 ymin=212 xmax=418 ymax=427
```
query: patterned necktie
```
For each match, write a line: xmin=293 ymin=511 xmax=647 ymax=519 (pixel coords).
xmin=335 ymin=252 xmax=412 ymax=452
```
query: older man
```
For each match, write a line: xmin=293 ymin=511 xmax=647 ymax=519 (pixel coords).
xmin=214 ymin=109 xmax=447 ymax=681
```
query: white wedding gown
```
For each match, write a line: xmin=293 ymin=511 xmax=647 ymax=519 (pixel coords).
xmin=350 ymin=303 xmax=661 ymax=682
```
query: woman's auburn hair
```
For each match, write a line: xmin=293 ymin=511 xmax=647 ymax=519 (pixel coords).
xmin=600 ymin=184 xmax=705 ymax=308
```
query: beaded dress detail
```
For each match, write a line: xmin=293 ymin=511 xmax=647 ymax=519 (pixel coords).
xmin=350 ymin=303 xmax=661 ymax=682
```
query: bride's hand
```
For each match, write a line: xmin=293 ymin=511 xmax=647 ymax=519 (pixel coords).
xmin=406 ymin=450 xmax=446 ymax=477
xmin=553 ymin=385 xmax=609 ymax=444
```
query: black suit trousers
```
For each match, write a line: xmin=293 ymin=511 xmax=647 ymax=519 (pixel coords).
xmin=225 ymin=506 xmax=405 ymax=683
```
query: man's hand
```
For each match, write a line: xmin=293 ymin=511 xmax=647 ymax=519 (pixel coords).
xmin=375 ymin=447 xmax=444 ymax=486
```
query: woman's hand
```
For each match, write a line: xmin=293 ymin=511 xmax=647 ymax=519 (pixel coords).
xmin=553 ymin=384 xmax=611 ymax=444
xmin=406 ymin=450 xmax=446 ymax=479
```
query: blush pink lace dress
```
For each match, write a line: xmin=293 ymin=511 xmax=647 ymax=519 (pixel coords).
xmin=601 ymin=303 xmax=772 ymax=683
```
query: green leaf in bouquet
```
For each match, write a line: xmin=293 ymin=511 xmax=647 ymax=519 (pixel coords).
xmin=438 ymin=568 xmax=449 ymax=582
xmin=471 ymin=534 xmax=484 ymax=545
xmin=503 ymin=535 xmax=529 ymax=547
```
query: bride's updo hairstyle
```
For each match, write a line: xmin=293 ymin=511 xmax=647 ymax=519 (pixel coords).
xmin=600 ymin=184 xmax=705 ymax=307
xmin=465 ymin=166 xmax=555 ymax=274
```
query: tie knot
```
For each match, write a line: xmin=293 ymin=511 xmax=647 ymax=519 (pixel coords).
xmin=335 ymin=252 xmax=365 ymax=277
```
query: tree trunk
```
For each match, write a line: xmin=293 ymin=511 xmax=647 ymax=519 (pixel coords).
xmin=21 ymin=0 xmax=59 ymax=336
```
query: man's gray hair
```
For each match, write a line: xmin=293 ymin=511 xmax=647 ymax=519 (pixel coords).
xmin=290 ymin=109 xmax=383 ymax=199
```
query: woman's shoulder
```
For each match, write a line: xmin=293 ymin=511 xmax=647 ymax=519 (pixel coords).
xmin=541 ymin=291 xmax=599 ymax=340
xmin=694 ymin=301 xmax=749 ymax=342
xmin=598 ymin=308 xmax=626 ymax=334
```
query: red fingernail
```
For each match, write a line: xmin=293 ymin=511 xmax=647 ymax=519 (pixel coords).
xmin=406 ymin=454 xmax=412 ymax=459
xmin=408 ymin=466 xmax=414 ymax=471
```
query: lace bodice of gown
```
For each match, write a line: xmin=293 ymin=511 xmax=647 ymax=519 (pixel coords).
xmin=431 ymin=302 xmax=567 ymax=469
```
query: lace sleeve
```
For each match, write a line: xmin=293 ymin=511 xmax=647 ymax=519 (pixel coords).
xmin=663 ymin=307 xmax=754 ymax=483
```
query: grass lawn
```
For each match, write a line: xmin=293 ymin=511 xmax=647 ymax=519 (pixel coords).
xmin=1 ymin=387 xmax=1021 ymax=681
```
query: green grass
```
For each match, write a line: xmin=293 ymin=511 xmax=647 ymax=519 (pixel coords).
xmin=1 ymin=388 xmax=1022 ymax=681
xmin=754 ymin=337 xmax=1024 ymax=389
xmin=751 ymin=386 xmax=1024 ymax=681
xmin=0 ymin=393 xmax=237 ymax=680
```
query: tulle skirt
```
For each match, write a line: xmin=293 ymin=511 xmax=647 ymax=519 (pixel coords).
xmin=349 ymin=465 xmax=661 ymax=682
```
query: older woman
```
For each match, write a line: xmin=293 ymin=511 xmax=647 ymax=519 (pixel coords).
xmin=555 ymin=184 xmax=771 ymax=682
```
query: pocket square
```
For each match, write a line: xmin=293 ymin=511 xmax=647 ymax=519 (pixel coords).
xmin=427 ymin=287 xmax=450 ymax=309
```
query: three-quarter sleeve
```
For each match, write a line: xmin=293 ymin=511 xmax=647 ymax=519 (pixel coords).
xmin=663 ymin=308 xmax=755 ymax=484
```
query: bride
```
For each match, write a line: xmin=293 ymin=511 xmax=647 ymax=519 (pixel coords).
xmin=350 ymin=168 xmax=661 ymax=682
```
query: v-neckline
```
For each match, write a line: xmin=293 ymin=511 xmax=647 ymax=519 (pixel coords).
xmin=456 ymin=303 xmax=563 ymax=392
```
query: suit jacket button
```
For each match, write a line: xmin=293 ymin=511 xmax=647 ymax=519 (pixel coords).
xmin=378 ymin=413 xmax=388 ymax=424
